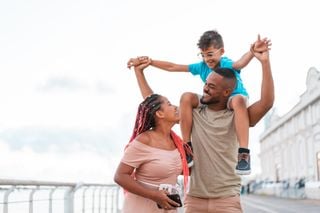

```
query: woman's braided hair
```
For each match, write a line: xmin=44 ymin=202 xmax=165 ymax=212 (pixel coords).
xmin=129 ymin=94 xmax=163 ymax=142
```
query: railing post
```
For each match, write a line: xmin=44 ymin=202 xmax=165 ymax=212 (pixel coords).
xmin=82 ymin=187 xmax=88 ymax=213
xmin=3 ymin=186 xmax=15 ymax=213
xmin=64 ymin=186 xmax=75 ymax=213
xmin=65 ymin=183 xmax=84 ymax=213
xmin=49 ymin=187 xmax=57 ymax=213
xmin=115 ymin=187 xmax=120 ymax=213
xmin=111 ymin=188 xmax=115 ymax=213
xmin=104 ymin=187 xmax=112 ymax=213
xmin=112 ymin=187 xmax=119 ymax=213
xmin=98 ymin=187 xmax=103 ymax=213
xmin=29 ymin=186 xmax=39 ymax=213
xmin=92 ymin=187 xmax=97 ymax=213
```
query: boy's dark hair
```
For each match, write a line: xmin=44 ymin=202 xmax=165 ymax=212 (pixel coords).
xmin=197 ymin=30 xmax=224 ymax=50
xmin=214 ymin=67 xmax=235 ymax=79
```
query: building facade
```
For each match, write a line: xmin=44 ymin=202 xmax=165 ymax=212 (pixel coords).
xmin=259 ymin=67 xmax=320 ymax=185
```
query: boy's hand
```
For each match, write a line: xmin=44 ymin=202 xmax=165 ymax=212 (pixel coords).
xmin=253 ymin=34 xmax=272 ymax=53
xmin=127 ymin=56 xmax=150 ymax=69
xmin=251 ymin=43 xmax=270 ymax=63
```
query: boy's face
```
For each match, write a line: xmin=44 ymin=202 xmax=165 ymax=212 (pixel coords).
xmin=199 ymin=46 xmax=224 ymax=69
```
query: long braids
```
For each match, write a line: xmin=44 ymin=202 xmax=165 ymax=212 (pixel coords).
xmin=129 ymin=94 xmax=162 ymax=143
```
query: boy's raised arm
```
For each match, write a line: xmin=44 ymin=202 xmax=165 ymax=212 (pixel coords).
xmin=150 ymin=59 xmax=189 ymax=72
xmin=128 ymin=56 xmax=189 ymax=72
xmin=232 ymin=51 xmax=254 ymax=70
xmin=232 ymin=35 xmax=272 ymax=70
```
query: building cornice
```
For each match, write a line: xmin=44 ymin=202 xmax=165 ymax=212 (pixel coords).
xmin=260 ymin=67 xmax=320 ymax=141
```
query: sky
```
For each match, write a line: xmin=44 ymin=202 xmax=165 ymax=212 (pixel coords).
xmin=0 ymin=0 xmax=319 ymax=183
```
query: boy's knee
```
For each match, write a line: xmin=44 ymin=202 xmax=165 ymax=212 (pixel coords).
xmin=229 ymin=95 xmax=247 ymax=110
xmin=180 ymin=92 xmax=197 ymax=104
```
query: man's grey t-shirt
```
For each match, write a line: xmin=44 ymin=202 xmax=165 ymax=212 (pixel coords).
xmin=188 ymin=104 xmax=241 ymax=198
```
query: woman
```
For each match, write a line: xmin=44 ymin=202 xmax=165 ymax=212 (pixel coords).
xmin=114 ymin=59 xmax=189 ymax=212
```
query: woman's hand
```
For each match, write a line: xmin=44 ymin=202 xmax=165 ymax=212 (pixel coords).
xmin=151 ymin=190 xmax=180 ymax=210
xmin=133 ymin=57 xmax=152 ymax=72
xmin=127 ymin=56 xmax=150 ymax=69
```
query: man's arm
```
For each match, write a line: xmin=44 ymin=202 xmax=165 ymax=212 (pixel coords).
xmin=247 ymin=49 xmax=274 ymax=127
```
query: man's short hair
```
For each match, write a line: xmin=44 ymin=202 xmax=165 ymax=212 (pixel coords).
xmin=214 ymin=67 xmax=236 ymax=79
xmin=213 ymin=68 xmax=236 ymax=90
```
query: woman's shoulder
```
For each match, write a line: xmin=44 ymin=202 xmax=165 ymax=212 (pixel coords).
xmin=135 ymin=131 xmax=152 ymax=145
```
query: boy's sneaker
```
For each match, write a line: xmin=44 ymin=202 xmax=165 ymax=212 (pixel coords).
xmin=183 ymin=141 xmax=194 ymax=168
xmin=236 ymin=153 xmax=251 ymax=175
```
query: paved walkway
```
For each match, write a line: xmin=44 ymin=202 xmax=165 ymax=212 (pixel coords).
xmin=241 ymin=194 xmax=320 ymax=213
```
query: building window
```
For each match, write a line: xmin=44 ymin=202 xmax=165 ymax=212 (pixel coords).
xmin=317 ymin=152 xmax=320 ymax=181
xmin=275 ymin=163 xmax=281 ymax=182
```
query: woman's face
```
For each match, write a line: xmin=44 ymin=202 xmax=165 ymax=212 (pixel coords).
xmin=158 ymin=96 xmax=180 ymax=124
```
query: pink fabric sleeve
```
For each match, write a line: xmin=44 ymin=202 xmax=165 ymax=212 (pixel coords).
xmin=121 ymin=140 xmax=150 ymax=168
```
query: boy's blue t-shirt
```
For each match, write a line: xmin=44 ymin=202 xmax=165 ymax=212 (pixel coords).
xmin=188 ymin=56 xmax=248 ymax=97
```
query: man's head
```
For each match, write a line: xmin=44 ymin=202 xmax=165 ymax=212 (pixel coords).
xmin=197 ymin=30 xmax=225 ymax=69
xmin=200 ymin=68 xmax=236 ymax=109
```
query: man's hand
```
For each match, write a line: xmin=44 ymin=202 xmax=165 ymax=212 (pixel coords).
xmin=253 ymin=34 xmax=272 ymax=53
xmin=251 ymin=43 xmax=270 ymax=63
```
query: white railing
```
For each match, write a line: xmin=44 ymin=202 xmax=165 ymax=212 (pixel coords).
xmin=0 ymin=179 xmax=120 ymax=213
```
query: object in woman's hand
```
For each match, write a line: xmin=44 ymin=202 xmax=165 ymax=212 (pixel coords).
xmin=157 ymin=194 xmax=182 ymax=209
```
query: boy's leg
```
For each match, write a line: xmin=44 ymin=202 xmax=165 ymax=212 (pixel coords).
xmin=180 ymin=92 xmax=199 ymax=167
xmin=228 ymin=95 xmax=249 ymax=149
xmin=228 ymin=95 xmax=251 ymax=175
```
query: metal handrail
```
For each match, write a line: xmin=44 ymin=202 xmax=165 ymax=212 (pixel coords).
xmin=0 ymin=179 xmax=120 ymax=213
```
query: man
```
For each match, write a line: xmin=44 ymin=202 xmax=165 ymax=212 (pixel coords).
xmin=131 ymin=47 xmax=274 ymax=212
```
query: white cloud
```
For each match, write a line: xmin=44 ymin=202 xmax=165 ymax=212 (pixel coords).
xmin=0 ymin=140 xmax=118 ymax=183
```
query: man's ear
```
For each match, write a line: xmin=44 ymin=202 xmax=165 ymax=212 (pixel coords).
xmin=223 ymin=88 xmax=232 ymax=97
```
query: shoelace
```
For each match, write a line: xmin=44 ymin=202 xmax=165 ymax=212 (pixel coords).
xmin=238 ymin=153 xmax=249 ymax=161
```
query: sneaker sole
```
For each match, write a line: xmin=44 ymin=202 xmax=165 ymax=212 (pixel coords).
xmin=236 ymin=170 xmax=251 ymax=175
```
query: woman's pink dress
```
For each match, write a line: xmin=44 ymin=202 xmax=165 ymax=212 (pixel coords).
xmin=121 ymin=140 xmax=182 ymax=213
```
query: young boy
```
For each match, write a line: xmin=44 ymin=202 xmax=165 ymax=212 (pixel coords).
xmin=127 ymin=30 xmax=271 ymax=175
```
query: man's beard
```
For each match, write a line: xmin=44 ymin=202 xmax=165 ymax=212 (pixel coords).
xmin=200 ymin=96 xmax=219 ymax=105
